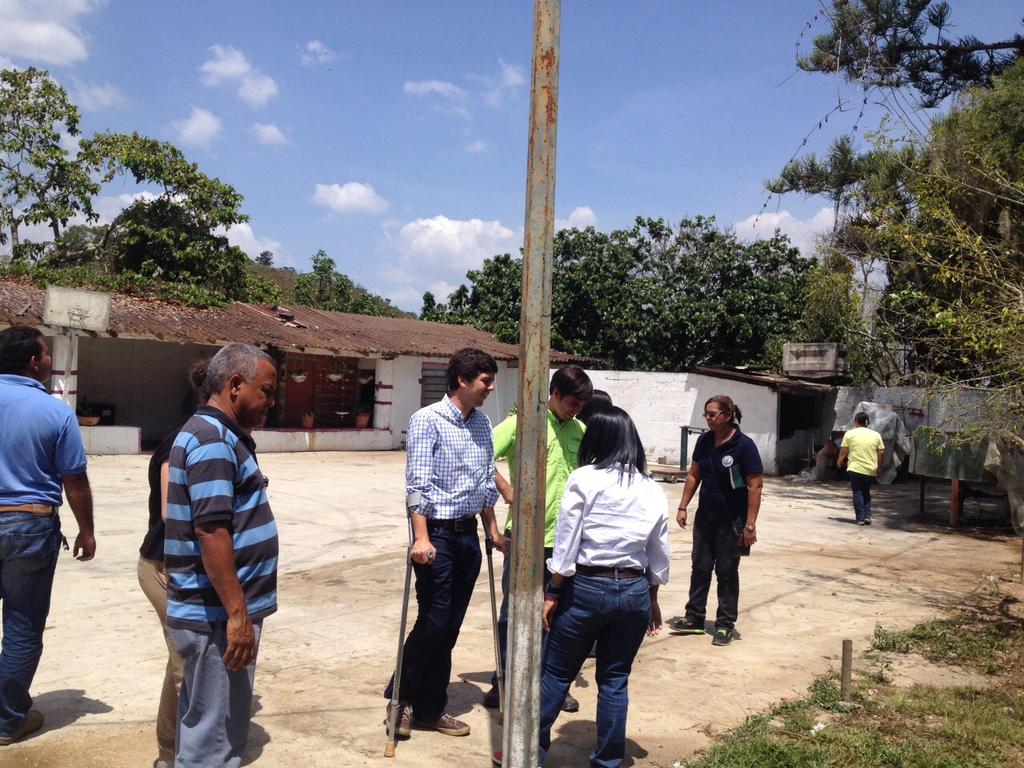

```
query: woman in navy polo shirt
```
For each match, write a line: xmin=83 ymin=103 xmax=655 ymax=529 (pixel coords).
xmin=667 ymin=395 xmax=763 ymax=646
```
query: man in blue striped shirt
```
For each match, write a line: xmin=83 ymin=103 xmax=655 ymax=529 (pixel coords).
xmin=165 ymin=343 xmax=278 ymax=768
xmin=386 ymin=348 xmax=505 ymax=739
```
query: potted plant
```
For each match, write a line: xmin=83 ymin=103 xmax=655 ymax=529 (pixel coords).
xmin=300 ymin=411 xmax=315 ymax=429
xmin=290 ymin=369 xmax=308 ymax=383
xmin=354 ymin=406 xmax=372 ymax=429
xmin=358 ymin=371 xmax=374 ymax=385
xmin=326 ymin=365 xmax=344 ymax=383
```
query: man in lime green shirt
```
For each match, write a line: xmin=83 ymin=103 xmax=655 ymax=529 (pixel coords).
xmin=484 ymin=366 xmax=592 ymax=711
xmin=838 ymin=411 xmax=885 ymax=525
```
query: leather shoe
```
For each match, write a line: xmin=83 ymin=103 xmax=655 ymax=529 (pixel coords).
xmin=561 ymin=692 xmax=579 ymax=713
xmin=0 ymin=709 xmax=43 ymax=746
xmin=384 ymin=701 xmax=412 ymax=738
xmin=415 ymin=713 xmax=470 ymax=736
xmin=483 ymin=683 xmax=501 ymax=709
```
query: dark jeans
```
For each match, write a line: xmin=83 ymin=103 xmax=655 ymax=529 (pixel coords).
xmin=0 ymin=513 xmax=62 ymax=738
xmin=492 ymin=545 xmax=553 ymax=687
xmin=848 ymin=472 xmax=874 ymax=521
xmin=684 ymin=510 xmax=741 ymax=631
xmin=387 ymin=526 xmax=481 ymax=722
xmin=539 ymin=574 xmax=650 ymax=768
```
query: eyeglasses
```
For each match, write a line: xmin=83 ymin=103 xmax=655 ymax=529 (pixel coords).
xmin=703 ymin=411 xmax=723 ymax=419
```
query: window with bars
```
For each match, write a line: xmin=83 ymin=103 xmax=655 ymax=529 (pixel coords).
xmin=420 ymin=362 xmax=448 ymax=407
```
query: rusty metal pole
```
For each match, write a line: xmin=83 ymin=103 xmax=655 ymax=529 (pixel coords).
xmin=503 ymin=2 xmax=560 ymax=767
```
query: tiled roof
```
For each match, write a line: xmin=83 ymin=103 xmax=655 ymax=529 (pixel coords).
xmin=0 ymin=280 xmax=583 ymax=362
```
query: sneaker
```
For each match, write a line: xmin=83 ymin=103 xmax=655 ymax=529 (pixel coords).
xmin=384 ymin=701 xmax=412 ymax=738
xmin=415 ymin=713 xmax=470 ymax=736
xmin=561 ymin=691 xmax=579 ymax=713
xmin=483 ymin=683 xmax=501 ymax=709
xmin=0 ymin=709 xmax=43 ymax=746
xmin=864 ymin=517 xmax=872 ymax=525
xmin=857 ymin=520 xmax=866 ymax=526
xmin=667 ymin=616 xmax=705 ymax=634
xmin=711 ymin=628 xmax=735 ymax=647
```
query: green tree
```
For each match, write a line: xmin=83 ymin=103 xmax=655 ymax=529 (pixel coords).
xmin=800 ymin=0 xmax=1023 ymax=108
xmin=426 ymin=218 xmax=811 ymax=371
xmin=294 ymin=249 xmax=402 ymax=317
xmin=75 ymin=132 xmax=250 ymax=298
xmin=255 ymin=250 xmax=274 ymax=266
xmin=0 ymin=68 xmax=98 ymax=257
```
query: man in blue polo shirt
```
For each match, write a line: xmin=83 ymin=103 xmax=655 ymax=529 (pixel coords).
xmin=0 ymin=325 xmax=96 ymax=747
xmin=165 ymin=342 xmax=279 ymax=768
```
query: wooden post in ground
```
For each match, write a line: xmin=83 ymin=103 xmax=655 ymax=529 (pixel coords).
xmin=841 ymin=639 xmax=853 ymax=700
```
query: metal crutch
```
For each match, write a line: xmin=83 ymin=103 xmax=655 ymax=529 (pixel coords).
xmin=384 ymin=491 xmax=419 ymax=757
xmin=484 ymin=534 xmax=505 ymax=722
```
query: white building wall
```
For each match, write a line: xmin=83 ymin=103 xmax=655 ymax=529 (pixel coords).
xmin=582 ymin=370 xmax=781 ymax=474
xmin=389 ymin=356 xmax=429 ymax=449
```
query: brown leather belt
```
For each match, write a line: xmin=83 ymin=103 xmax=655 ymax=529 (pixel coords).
xmin=0 ymin=504 xmax=57 ymax=517
xmin=576 ymin=564 xmax=646 ymax=579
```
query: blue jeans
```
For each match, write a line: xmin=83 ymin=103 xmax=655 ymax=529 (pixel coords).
xmin=849 ymin=472 xmax=874 ymax=521
xmin=170 ymin=621 xmax=263 ymax=768
xmin=387 ymin=526 xmax=481 ymax=722
xmin=0 ymin=513 xmax=62 ymax=738
xmin=539 ymin=574 xmax=650 ymax=768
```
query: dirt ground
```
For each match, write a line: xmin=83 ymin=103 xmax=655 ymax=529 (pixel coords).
xmin=2 ymin=451 xmax=1018 ymax=767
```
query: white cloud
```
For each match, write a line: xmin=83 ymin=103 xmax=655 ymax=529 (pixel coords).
xmin=403 ymin=79 xmax=467 ymax=100
xmin=376 ymin=215 xmax=520 ymax=312
xmin=300 ymin=39 xmax=336 ymax=65
xmin=171 ymin=106 xmax=222 ymax=149
xmin=470 ymin=57 xmax=525 ymax=108
xmin=249 ymin=122 xmax=288 ymax=145
xmin=223 ymin=222 xmax=286 ymax=263
xmin=199 ymin=44 xmax=278 ymax=107
xmin=72 ymin=78 xmax=124 ymax=110
xmin=311 ymin=182 xmax=389 ymax=215
xmin=90 ymin=190 xmax=157 ymax=222
xmin=556 ymin=206 xmax=597 ymax=231
xmin=466 ymin=140 xmax=489 ymax=154
xmin=199 ymin=44 xmax=249 ymax=84
xmin=238 ymin=73 xmax=277 ymax=106
xmin=396 ymin=215 xmax=518 ymax=273
xmin=387 ymin=279 xmax=459 ymax=313
xmin=733 ymin=207 xmax=835 ymax=256
xmin=0 ymin=0 xmax=103 ymax=66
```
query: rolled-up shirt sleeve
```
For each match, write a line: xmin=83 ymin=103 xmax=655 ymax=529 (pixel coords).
xmin=645 ymin=510 xmax=671 ymax=585
xmin=546 ymin=475 xmax=586 ymax=577
xmin=405 ymin=411 xmax=436 ymax=516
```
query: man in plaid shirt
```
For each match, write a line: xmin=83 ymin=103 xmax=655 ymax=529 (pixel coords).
xmin=386 ymin=348 xmax=506 ymax=738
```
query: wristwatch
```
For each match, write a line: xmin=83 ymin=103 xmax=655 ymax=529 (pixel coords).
xmin=744 ymin=523 xmax=756 ymax=531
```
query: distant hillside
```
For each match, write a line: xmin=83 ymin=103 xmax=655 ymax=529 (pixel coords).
xmin=245 ymin=260 xmax=414 ymax=318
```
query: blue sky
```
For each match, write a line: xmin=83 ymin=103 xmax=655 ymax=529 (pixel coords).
xmin=2 ymin=1 xmax=1020 ymax=311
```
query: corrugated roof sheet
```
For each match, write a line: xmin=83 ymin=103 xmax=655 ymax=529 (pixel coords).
xmin=696 ymin=366 xmax=835 ymax=393
xmin=0 ymin=280 xmax=583 ymax=362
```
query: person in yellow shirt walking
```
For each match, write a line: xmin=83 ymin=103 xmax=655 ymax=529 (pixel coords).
xmin=484 ymin=366 xmax=593 ymax=712
xmin=837 ymin=412 xmax=885 ymax=526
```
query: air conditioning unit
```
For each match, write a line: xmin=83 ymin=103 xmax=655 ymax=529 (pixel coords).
xmin=782 ymin=343 xmax=848 ymax=379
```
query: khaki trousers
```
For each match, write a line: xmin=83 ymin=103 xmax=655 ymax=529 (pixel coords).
xmin=137 ymin=555 xmax=184 ymax=763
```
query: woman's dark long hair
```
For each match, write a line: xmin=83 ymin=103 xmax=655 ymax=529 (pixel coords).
xmin=577 ymin=405 xmax=647 ymax=479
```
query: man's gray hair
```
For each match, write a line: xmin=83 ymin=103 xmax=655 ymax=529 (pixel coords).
xmin=206 ymin=343 xmax=276 ymax=396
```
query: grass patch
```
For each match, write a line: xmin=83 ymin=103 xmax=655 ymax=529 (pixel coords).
xmin=871 ymin=593 xmax=1023 ymax=674
xmin=678 ymin=588 xmax=1024 ymax=768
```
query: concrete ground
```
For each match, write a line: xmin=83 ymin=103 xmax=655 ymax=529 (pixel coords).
xmin=2 ymin=452 xmax=1018 ymax=767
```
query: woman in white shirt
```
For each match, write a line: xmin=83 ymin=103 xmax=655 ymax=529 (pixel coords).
xmin=539 ymin=406 xmax=669 ymax=768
